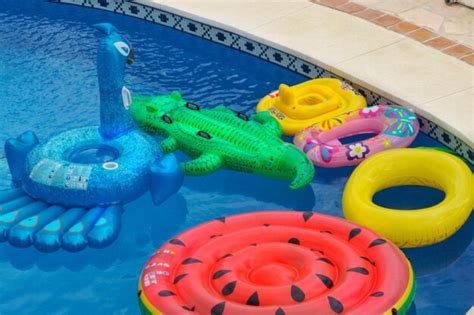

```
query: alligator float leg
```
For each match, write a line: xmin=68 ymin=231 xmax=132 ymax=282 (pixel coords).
xmin=4 ymin=131 xmax=39 ymax=183
xmin=181 ymin=154 xmax=223 ymax=175
xmin=160 ymin=137 xmax=178 ymax=154
xmin=290 ymin=160 xmax=315 ymax=190
xmin=150 ymin=154 xmax=183 ymax=205
xmin=253 ymin=111 xmax=283 ymax=138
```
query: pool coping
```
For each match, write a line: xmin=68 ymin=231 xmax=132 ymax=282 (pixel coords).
xmin=50 ymin=0 xmax=474 ymax=165
xmin=313 ymin=0 xmax=474 ymax=64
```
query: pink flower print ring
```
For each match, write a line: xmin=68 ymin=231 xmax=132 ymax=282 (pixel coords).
xmin=294 ymin=105 xmax=419 ymax=167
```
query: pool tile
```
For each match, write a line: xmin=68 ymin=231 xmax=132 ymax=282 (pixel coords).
xmin=260 ymin=47 xmax=297 ymax=69
xmin=461 ymin=53 xmax=474 ymax=65
xmin=121 ymin=2 xmax=153 ymax=18
xmin=149 ymin=9 xmax=180 ymax=27
xmin=176 ymin=18 xmax=212 ymax=37
xmin=337 ymin=2 xmax=366 ymax=13
xmin=353 ymin=8 xmax=385 ymax=21
xmin=372 ymin=14 xmax=401 ymax=27
xmin=389 ymin=21 xmax=419 ymax=34
xmin=418 ymin=114 xmax=471 ymax=163
xmin=232 ymin=37 xmax=268 ymax=58
xmin=313 ymin=0 xmax=349 ymax=8
xmin=205 ymin=28 xmax=240 ymax=46
xmin=425 ymin=36 xmax=457 ymax=50
xmin=289 ymin=59 xmax=330 ymax=78
xmin=407 ymin=28 xmax=438 ymax=42
xmin=133 ymin=0 xmax=166 ymax=6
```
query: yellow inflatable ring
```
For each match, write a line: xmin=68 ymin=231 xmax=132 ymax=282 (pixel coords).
xmin=256 ymin=78 xmax=366 ymax=136
xmin=343 ymin=148 xmax=474 ymax=248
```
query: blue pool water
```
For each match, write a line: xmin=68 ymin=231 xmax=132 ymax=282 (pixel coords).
xmin=0 ymin=1 xmax=472 ymax=314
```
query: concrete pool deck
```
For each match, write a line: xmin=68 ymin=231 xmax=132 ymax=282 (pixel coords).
xmin=134 ymin=0 xmax=473 ymax=149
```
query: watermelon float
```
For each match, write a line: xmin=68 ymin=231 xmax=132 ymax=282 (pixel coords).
xmin=138 ymin=211 xmax=415 ymax=314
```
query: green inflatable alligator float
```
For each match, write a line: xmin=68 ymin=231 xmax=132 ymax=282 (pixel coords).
xmin=131 ymin=92 xmax=314 ymax=189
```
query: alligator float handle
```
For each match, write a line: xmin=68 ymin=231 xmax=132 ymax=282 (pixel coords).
xmin=95 ymin=23 xmax=135 ymax=139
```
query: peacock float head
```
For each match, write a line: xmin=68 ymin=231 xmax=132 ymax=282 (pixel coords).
xmin=95 ymin=23 xmax=135 ymax=68
xmin=94 ymin=23 xmax=136 ymax=139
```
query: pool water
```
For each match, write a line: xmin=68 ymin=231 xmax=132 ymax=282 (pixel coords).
xmin=0 ymin=1 xmax=472 ymax=314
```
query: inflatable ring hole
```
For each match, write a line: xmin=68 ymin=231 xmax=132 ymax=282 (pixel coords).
xmin=373 ymin=186 xmax=446 ymax=210
xmin=67 ymin=144 xmax=120 ymax=164
xmin=338 ymin=132 xmax=379 ymax=145
xmin=297 ymin=94 xmax=325 ymax=106
xmin=247 ymin=263 xmax=299 ymax=285
xmin=319 ymin=119 xmax=385 ymax=145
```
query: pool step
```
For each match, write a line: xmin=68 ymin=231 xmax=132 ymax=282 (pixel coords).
xmin=0 ymin=188 xmax=123 ymax=252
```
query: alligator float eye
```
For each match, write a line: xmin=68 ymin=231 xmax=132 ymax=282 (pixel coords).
xmin=162 ymin=115 xmax=172 ymax=124
xmin=236 ymin=113 xmax=249 ymax=121
xmin=185 ymin=102 xmax=200 ymax=111
xmin=146 ymin=106 xmax=157 ymax=113
xmin=197 ymin=131 xmax=211 ymax=139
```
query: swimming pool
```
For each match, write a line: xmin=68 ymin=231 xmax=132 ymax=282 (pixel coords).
xmin=0 ymin=1 xmax=472 ymax=314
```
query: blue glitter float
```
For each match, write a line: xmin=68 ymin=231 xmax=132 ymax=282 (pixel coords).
xmin=1 ymin=23 xmax=183 ymax=252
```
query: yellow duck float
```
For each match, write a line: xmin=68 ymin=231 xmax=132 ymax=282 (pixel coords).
xmin=256 ymin=78 xmax=367 ymax=136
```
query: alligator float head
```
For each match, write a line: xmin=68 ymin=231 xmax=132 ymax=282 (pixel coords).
xmin=131 ymin=92 xmax=315 ymax=189
xmin=130 ymin=91 xmax=186 ymax=136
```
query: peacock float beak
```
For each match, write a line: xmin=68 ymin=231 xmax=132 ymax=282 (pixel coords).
xmin=127 ymin=47 xmax=135 ymax=65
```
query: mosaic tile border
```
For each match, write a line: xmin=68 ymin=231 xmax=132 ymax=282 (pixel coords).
xmin=50 ymin=0 xmax=474 ymax=165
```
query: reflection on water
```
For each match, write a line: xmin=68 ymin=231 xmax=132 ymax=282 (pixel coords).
xmin=0 ymin=192 xmax=188 ymax=272
xmin=403 ymin=213 xmax=473 ymax=277
xmin=0 ymin=0 xmax=472 ymax=314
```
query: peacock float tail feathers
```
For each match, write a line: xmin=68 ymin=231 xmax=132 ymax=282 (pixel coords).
xmin=0 ymin=187 xmax=123 ymax=252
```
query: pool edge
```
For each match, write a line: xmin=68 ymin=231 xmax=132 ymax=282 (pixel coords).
xmin=48 ymin=0 xmax=474 ymax=165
